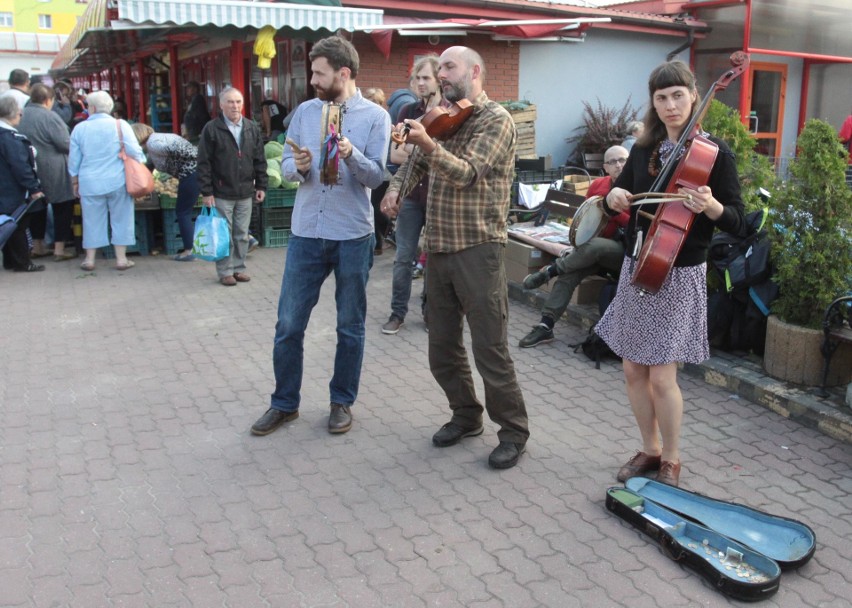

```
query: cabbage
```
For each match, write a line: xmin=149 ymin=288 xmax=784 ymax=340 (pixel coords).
xmin=265 ymin=141 xmax=284 ymax=160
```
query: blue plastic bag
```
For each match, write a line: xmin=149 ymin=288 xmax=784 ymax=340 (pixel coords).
xmin=192 ymin=206 xmax=230 ymax=261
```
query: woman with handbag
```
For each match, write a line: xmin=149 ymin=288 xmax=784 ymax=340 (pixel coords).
xmin=68 ymin=90 xmax=146 ymax=271
xmin=131 ymin=123 xmax=200 ymax=261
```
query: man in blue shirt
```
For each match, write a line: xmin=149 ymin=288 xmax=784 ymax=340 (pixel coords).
xmin=251 ymin=36 xmax=390 ymax=437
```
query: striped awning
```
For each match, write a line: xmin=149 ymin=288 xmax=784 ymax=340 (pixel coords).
xmin=116 ymin=0 xmax=382 ymax=32
xmin=51 ymin=0 xmax=382 ymax=76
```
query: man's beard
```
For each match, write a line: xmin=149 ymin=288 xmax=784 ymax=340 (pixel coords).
xmin=441 ymin=75 xmax=470 ymax=103
xmin=316 ymin=80 xmax=343 ymax=102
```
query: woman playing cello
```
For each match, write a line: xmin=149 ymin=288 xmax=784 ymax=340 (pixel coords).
xmin=597 ymin=60 xmax=745 ymax=486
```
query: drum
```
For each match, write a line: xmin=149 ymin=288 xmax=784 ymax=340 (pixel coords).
xmin=569 ymin=195 xmax=608 ymax=247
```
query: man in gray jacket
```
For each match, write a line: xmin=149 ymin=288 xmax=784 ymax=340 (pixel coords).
xmin=197 ymin=87 xmax=267 ymax=286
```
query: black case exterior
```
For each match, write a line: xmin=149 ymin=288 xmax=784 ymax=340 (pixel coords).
xmin=607 ymin=487 xmax=782 ymax=602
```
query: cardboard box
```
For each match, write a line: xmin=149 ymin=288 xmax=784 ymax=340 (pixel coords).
xmin=505 ymin=237 xmax=555 ymax=268
xmin=505 ymin=259 xmax=551 ymax=293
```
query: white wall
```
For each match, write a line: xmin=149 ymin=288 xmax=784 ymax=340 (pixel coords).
xmin=519 ymin=30 xmax=686 ymax=166
xmin=0 ymin=54 xmax=56 ymax=90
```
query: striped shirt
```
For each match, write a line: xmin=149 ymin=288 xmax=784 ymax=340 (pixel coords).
xmin=389 ymin=91 xmax=516 ymax=254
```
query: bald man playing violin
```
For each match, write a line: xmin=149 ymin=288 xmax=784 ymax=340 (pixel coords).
xmin=381 ymin=54 xmax=444 ymax=336
xmin=381 ymin=46 xmax=530 ymax=470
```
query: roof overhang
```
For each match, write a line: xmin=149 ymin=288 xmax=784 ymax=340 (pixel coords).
xmin=52 ymin=0 xmax=383 ymax=77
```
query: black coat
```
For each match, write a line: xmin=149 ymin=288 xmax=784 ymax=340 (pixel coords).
xmin=196 ymin=115 xmax=267 ymax=200
xmin=0 ymin=127 xmax=43 ymax=215
xmin=613 ymin=135 xmax=745 ymax=267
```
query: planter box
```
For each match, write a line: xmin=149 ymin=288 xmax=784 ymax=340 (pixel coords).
xmin=763 ymin=315 xmax=852 ymax=387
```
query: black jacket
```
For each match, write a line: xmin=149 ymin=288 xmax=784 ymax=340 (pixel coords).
xmin=611 ymin=135 xmax=745 ymax=267
xmin=196 ymin=115 xmax=267 ymax=200
xmin=0 ymin=127 xmax=43 ymax=215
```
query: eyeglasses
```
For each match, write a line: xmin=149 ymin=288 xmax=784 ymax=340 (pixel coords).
xmin=604 ymin=158 xmax=628 ymax=166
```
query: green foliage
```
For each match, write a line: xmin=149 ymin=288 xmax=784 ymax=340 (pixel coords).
xmin=566 ymin=98 xmax=639 ymax=154
xmin=768 ymin=119 xmax=852 ymax=329
xmin=701 ymin=100 xmax=777 ymax=213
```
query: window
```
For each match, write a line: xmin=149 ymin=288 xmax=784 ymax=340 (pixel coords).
xmin=0 ymin=12 xmax=12 ymax=27
xmin=38 ymin=14 xmax=52 ymax=29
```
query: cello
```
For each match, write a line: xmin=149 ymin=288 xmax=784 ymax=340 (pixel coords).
xmin=630 ymin=52 xmax=749 ymax=294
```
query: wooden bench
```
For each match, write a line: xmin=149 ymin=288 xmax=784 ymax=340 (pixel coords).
xmin=820 ymin=294 xmax=852 ymax=397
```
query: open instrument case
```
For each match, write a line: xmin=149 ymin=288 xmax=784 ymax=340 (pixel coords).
xmin=606 ymin=478 xmax=816 ymax=601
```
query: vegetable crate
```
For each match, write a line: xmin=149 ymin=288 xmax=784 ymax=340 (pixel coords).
xmin=263 ymin=227 xmax=291 ymax=248
xmin=264 ymin=189 xmax=297 ymax=208
xmin=162 ymin=208 xmax=202 ymax=255
xmin=261 ymin=207 xmax=292 ymax=231
xmin=160 ymin=195 xmax=204 ymax=209
xmin=100 ymin=210 xmax=155 ymax=258
xmin=249 ymin=203 xmax=262 ymax=238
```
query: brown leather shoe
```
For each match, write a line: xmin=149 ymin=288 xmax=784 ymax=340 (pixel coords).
xmin=220 ymin=275 xmax=237 ymax=286
xmin=233 ymin=272 xmax=251 ymax=282
xmin=616 ymin=451 xmax=662 ymax=482
xmin=656 ymin=460 xmax=681 ymax=486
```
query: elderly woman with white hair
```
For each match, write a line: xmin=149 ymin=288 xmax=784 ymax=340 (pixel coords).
xmin=68 ymin=90 xmax=145 ymax=271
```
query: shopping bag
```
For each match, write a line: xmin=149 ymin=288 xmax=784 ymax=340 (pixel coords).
xmin=192 ymin=206 xmax=230 ymax=261
xmin=517 ymin=181 xmax=549 ymax=209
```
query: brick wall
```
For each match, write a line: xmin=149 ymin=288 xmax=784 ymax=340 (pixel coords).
xmin=352 ymin=33 xmax=520 ymax=105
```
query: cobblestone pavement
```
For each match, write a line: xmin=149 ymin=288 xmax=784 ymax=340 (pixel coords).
xmin=2 ymin=247 xmax=851 ymax=607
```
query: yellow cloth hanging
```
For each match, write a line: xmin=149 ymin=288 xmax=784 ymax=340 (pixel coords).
xmin=253 ymin=25 xmax=278 ymax=70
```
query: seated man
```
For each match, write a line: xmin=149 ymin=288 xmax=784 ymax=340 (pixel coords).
xmin=519 ymin=145 xmax=630 ymax=348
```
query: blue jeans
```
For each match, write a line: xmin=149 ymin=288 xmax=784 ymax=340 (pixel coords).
xmin=390 ymin=196 xmax=426 ymax=320
xmin=176 ymin=171 xmax=200 ymax=251
xmin=271 ymin=233 xmax=374 ymax=412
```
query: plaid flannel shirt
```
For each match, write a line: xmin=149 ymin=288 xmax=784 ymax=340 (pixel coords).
xmin=389 ymin=91 xmax=516 ymax=253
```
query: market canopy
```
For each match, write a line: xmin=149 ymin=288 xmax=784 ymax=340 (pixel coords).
xmin=115 ymin=0 xmax=381 ymax=32
xmin=51 ymin=0 xmax=383 ymax=77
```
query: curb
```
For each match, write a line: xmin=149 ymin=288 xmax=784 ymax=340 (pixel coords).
xmin=508 ymin=281 xmax=852 ymax=446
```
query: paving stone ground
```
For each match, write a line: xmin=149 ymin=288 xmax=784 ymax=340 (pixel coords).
xmin=1 ymin=246 xmax=851 ymax=607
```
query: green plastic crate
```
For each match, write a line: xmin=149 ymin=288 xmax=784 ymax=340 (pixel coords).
xmin=263 ymin=227 xmax=291 ymax=248
xmin=263 ymin=188 xmax=297 ymax=208
xmin=159 ymin=195 xmax=203 ymax=209
xmin=262 ymin=207 xmax=292 ymax=230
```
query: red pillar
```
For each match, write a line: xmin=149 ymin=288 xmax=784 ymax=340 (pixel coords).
xmin=137 ymin=59 xmax=146 ymax=126
xmin=230 ymin=40 xmax=245 ymax=114
xmin=169 ymin=45 xmax=180 ymax=134
xmin=124 ymin=63 xmax=134 ymax=120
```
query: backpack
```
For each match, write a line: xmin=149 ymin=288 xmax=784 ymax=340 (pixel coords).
xmin=575 ymin=327 xmax=620 ymax=369
xmin=708 ymin=208 xmax=772 ymax=292
xmin=573 ymin=278 xmax=621 ymax=369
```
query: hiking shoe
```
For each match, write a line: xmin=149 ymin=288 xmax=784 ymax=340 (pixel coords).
xmin=519 ymin=324 xmax=554 ymax=348
xmin=488 ymin=441 xmax=526 ymax=469
xmin=432 ymin=422 xmax=484 ymax=447
xmin=382 ymin=315 xmax=404 ymax=335
xmin=523 ymin=267 xmax=551 ymax=290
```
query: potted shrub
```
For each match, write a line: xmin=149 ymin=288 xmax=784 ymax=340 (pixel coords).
xmin=763 ymin=118 xmax=852 ymax=385
xmin=566 ymin=98 xmax=638 ymax=171
xmin=702 ymin=100 xmax=776 ymax=213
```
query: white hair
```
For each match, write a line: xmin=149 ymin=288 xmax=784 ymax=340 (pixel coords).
xmin=86 ymin=90 xmax=114 ymax=115
xmin=219 ymin=87 xmax=242 ymax=103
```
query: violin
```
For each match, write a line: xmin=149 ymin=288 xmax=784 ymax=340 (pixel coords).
xmin=391 ymin=99 xmax=474 ymax=146
xmin=630 ymin=52 xmax=749 ymax=294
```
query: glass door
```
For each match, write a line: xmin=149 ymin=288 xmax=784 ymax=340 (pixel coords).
xmin=746 ymin=62 xmax=787 ymax=158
